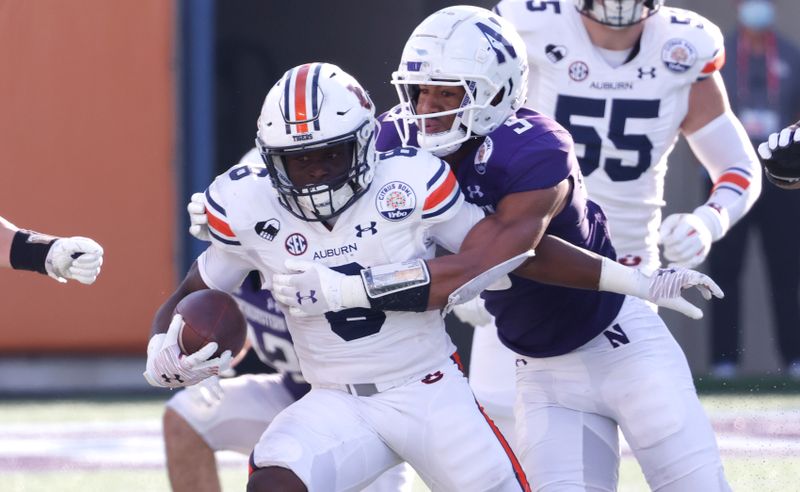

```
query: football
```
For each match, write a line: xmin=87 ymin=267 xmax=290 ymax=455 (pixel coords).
xmin=175 ymin=289 xmax=247 ymax=358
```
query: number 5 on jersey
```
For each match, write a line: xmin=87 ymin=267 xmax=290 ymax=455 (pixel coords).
xmin=555 ymin=95 xmax=660 ymax=182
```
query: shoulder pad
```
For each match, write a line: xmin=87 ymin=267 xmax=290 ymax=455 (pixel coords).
xmin=657 ymin=7 xmax=725 ymax=77
xmin=237 ymin=147 xmax=263 ymax=166
xmin=495 ymin=0 xmax=567 ymax=34
xmin=204 ymin=177 xmax=241 ymax=247
xmin=203 ymin=162 xmax=269 ymax=247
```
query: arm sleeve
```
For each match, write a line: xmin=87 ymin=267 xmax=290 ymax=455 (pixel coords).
xmin=686 ymin=111 xmax=762 ymax=237
xmin=197 ymin=245 xmax=253 ymax=293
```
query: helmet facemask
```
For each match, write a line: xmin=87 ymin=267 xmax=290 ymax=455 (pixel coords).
xmin=256 ymin=62 xmax=378 ymax=222
xmin=575 ymin=0 xmax=662 ymax=28
xmin=258 ymin=119 xmax=376 ymax=222
xmin=391 ymin=6 xmax=528 ymax=158
xmin=392 ymin=76 xmax=504 ymax=157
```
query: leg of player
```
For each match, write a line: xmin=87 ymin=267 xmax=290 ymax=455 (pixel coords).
xmin=367 ymin=357 xmax=528 ymax=492
xmin=163 ymin=408 xmax=221 ymax=492
xmin=515 ymin=296 xmax=730 ymax=491
xmin=164 ymin=373 xmax=300 ymax=492
xmin=469 ymin=321 xmax=518 ymax=449
xmin=249 ymin=357 xmax=529 ymax=491
xmin=248 ymin=389 xmax=405 ymax=492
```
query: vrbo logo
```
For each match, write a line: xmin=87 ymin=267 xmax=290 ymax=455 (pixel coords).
xmin=375 ymin=180 xmax=416 ymax=222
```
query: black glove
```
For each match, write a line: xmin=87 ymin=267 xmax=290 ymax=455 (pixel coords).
xmin=758 ymin=122 xmax=800 ymax=186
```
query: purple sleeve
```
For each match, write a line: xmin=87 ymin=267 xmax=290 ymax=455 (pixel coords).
xmin=501 ymin=130 xmax=575 ymax=195
xmin=375 ymin=113 xmax=403 ymax=152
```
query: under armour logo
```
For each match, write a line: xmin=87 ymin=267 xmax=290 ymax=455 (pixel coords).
xmin=421 ymin=371 xmax=443 ymax=384
xmin=603 ymin=323 xmax=630 ymax=348
xmin=637 ymin=67 xmax=657 ymax=79
xmin=161 ymin=373 xmax=184 ymax=384
xmin=515 ymin=358 xmax=528 ymax=367
xmin=355 ymin=222 xmax=377 ymax=238
xmin=296 ymin=291 xmax=318 ymax=305
xmin=466 ymin=185 xmax=484 ymax=199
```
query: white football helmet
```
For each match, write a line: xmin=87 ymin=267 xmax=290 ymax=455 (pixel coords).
xmin=256 ymin=62 xmax=378 ymax=221
xmin=390 ymin=6 xmax=528 ymax=157
xmin=574 ymin=0 xmax=662 ymax=28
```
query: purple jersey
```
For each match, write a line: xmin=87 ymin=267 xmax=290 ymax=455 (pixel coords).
xmin=377 ymin=108 xmax=625 ymax=357
xmin=232 ymin=272 xmax=310 ymax=400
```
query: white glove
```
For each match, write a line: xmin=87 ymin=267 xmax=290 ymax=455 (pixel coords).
xmin=598 ymin=258 xmax=724 ymax=320
xmin=271 ymin=259 xmax=369 ymax=317
xmin=659 ymin=205 xmax=726 ymax=268
xmin=452 ymin=296 xmax=494 ymax=327
xmin=758 ymin=125 xmax=800 ymax=160
xmin=187 ymin=192 xmax=210 ymax=241
xmin=45 ymin=236 xmax=104 ymax=284
xmin=143 ymin=314 xmax=233 ymax=388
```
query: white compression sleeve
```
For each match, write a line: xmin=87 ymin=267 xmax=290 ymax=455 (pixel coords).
xmin=685 ymin=111 xmax=762 ymax=238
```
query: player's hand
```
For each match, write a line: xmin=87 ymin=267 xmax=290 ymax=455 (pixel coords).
xmin=187 ymin=192 xmax=210 ymax=241
xmin=45 ymin=237 xmax=104 ymax=284
xmin=758 ymin=123 xmax=800 ymax=186
xmin=645 ymin=267 xmax=724 ymax=320
xmin=659 ymin=212 xmax=714 ymax=268
xmin=272 ymin=259 xmax=369 ymax=317
xmin=452 ymin=296 xmax=493 ymax=327
xmin=143 ymin=314 xmax=232 ymax=389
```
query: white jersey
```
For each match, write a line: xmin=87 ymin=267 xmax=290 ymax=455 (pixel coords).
xmin=196 ymin=148 xmax=482 ymax=387
xmin=497 ymin=1 xmax=725 ymax=270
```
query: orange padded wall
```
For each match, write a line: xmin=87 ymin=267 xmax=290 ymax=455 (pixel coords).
xmin=0 ymin=0 xmax=176 ymax=353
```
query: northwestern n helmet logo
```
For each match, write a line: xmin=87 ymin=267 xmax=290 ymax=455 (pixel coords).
xmin=475 ymin=21 xmax=517 ymax=64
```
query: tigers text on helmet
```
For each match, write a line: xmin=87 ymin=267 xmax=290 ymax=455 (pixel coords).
xmin=390 ymin=6 xmax=528 ymax=157
xmin=256 ymin=62 xmax=379 ymax=222
xmin=574 ymin=0 xmax=662 ymax=28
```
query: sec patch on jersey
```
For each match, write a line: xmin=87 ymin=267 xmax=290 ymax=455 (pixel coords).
xmin=175 ymin=290 xmax=247 ymax=357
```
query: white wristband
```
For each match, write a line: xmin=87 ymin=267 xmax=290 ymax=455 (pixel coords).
xmin=341 ymin=276 xmax=370 ymax=309
xmin=598 ymin=257 xmax=648 ymax=299
xmin=692 ymin=204 xmax=728 ymax=242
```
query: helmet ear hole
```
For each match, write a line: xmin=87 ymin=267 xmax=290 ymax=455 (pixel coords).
xmin=491 ymin=88 xmax=506 ymax=107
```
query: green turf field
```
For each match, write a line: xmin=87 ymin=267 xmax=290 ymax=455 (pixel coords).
xmin=1 ymin=393 xmax=799 ymax=491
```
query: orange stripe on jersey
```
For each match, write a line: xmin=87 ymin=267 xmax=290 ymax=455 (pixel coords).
xmin=424 ymin=171 xmax=457 ymax=211
xmin=294 ymin=64 xmax=310 ymax=133
xmin=476 ymin=400 xmax=532 ymax=491
xmin=207 ymin=210 xmax=235 ymax=237
xmin=713 ymin=172 xmax=750 ymax=191
xmin=702 ymin=49 xmax=726 ymax=74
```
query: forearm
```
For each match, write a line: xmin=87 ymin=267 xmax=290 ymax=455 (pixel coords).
xmin=425 ymin=208 xmax=543 ymax=308
xmin=686 ymin=111 xmax=762 ymax=237
xmin=513 ymin=234 xmax=602 ymax=290
xmin=0 ymin=216 xmax=18 ymax=268
xmin=151 ymin=262 xmax=209 ymax=337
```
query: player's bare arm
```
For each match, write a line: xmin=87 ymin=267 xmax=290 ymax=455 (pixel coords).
xmin=150 ymin=262 xmax=210 ymax=337
xmin=144 ymin=261 xmax=233 ymax=389
xmin=424 ymin=182 xmax=569 ymax=308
